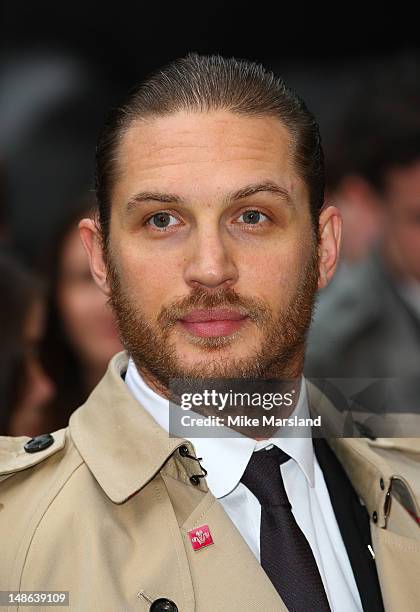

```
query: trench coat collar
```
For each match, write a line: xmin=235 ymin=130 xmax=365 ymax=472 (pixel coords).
xmin=70 ymin=351 xmax=419 ymax=516
xmin=69 ymin=351 xmax=201 ymax=504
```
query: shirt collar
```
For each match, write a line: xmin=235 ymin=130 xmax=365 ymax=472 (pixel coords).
xmin=125 ymin=357 xmax=315 ymax=497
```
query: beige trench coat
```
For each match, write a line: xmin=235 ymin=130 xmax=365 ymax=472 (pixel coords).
xmin=1 ymin=352 xmax=420 ymax=612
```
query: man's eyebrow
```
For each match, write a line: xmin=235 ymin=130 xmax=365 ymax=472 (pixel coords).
xmin=126 ymin=192 xmax=181 ymax=211
xmin=229 ymin=181 xmax=292 ymax=204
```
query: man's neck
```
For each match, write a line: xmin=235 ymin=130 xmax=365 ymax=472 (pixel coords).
xmin=132 ymin=358 xmax=303 ymax=435
xmin=135 ymin=363 xmax=304 ymax=401
xmin=136 ymin=366 xmax=172 ymax=400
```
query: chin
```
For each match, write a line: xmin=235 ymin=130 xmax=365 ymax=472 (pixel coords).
xmin=176 ymin=344 xmax=253 ymax=373
xmin=177 ymin=335 xmax=246 ymax=359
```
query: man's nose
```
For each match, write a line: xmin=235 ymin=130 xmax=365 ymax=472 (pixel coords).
xmin=183 ymin=225 xmax=239 ymax=290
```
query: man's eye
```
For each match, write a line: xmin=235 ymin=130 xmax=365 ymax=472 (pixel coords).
xmin=237 ymin=210 xmax=269 ymax=225
xmin=146 ymin=212 xmax=179 ymax=229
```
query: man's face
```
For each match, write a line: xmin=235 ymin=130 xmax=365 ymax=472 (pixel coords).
xmin=93 ymin=111 xmax=326 ymax=386
xmin=382 ymin=159 xmax=420 ymax=282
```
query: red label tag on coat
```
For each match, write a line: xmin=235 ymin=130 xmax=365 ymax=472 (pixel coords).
xmin=188 ymin=524 xmax=214 ymax=550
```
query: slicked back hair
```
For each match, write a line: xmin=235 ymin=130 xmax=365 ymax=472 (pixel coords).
xmin=96 ymin=54 xmax=325 ymax=247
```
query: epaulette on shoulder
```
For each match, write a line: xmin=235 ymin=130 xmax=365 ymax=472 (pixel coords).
xmin=0 ymin=429 xmax=67 ymax=483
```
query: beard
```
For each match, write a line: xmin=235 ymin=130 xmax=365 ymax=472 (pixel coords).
xmin=106 ymin=243 xmax=319 ymax=391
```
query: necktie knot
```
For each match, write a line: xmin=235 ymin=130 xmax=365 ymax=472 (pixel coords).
xmin=240 ymin=446 xmax=291 ymax=508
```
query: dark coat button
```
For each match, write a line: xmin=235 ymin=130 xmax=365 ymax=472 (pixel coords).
xmin=178 ymin=445 xmax=190 ymax=457
xmin=24 ymin=434 xmax=54 ymax=453
xmin=150 ymin=598 xmax=178 ymax=612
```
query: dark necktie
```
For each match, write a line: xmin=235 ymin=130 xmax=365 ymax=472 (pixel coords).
xmin=240 ymin=446 xmax=331 ymax=612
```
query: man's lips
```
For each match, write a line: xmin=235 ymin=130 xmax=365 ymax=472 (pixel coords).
xmin=181 ymin=309 xmax=247 ymax=322
xmin=179 ymin=309 xmax=249 ymax=337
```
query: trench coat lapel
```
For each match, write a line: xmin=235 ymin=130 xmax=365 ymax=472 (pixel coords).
xmin=70 ymin=352 xmax=288 ymax=611
xmin=176 ymin=481 xmax=287 ymax=611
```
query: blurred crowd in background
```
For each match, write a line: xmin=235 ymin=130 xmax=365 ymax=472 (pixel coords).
xmin=1 ymin=6 xmax=419 ymax=436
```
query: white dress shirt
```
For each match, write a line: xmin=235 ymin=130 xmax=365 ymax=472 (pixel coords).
xmin=125 ymin=358 xmax=363 ymax=612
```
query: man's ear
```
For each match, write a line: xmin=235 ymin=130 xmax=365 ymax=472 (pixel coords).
xmin=79 ymin=218 xmax=111 ymax=296
xmin=317 ymin=204 xmax=342 ymax=289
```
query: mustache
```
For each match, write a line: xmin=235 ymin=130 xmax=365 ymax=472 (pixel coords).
xmin=157 ymin=286 xmax=271 ymax=329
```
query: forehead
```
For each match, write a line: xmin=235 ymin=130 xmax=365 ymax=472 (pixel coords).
xmin=113 ymin=110 xmax=305 ymax=205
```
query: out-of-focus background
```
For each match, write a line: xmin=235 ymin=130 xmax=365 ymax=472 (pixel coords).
xmin=1 ymin=5 xmax=419 ymax=436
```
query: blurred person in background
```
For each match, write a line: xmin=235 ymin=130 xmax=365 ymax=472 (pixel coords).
xmin=39 ymin=197 xmax=122 ymax=430
xmin=305 ymin=73 xmax=420 ymax=411
xmin=0 ymin=160 xmax=11 ymax=250
xmin=0 ymin=253 xmax=55 ymax=436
